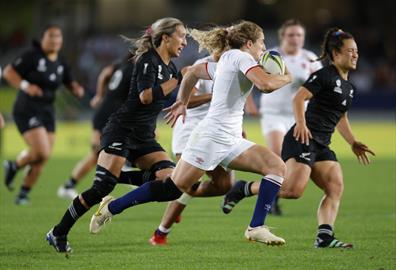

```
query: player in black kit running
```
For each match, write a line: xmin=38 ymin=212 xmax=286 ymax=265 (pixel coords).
xmin=57 ymin=55 xmax=134 ymax=200
xmin=222 ymin=28 xmax=375 ymax=248
xmin=2 ymin=25 xmax=84 ymax=205
xmin=46 ymin=17 xmax=187 ymax=253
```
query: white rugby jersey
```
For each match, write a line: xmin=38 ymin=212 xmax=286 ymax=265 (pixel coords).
xmin=203 ymin=49 xmax=259 ymax=139
xmin=260 ymin=47 xmax=322 ymax=115
xmin=184 ymin=56 xmax=215 ymax=121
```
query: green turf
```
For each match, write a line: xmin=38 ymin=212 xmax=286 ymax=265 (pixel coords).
xmin=0 ymin=121 xmax=395 ymax=270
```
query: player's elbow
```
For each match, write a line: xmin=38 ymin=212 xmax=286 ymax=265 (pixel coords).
xmin=255 ymin=81 xmax=276 ymax=93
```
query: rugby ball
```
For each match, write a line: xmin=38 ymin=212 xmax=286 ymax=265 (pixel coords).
xmin=259 ymin=50 xmax=285 ymax=75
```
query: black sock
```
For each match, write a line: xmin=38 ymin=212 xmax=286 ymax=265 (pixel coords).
xmin=118 ymin=170 xmax=153 ymax=186
xmin=18 ymin=186 xmax=31 ymax=198
xmin=317 ymin=224 xmax=334 ymax=242
xmin=53 ymin=196 xmax=89 ymax=236
xmin=244 ymin=181 xmax=254 ymax=197
xmin=64 ymin=177 xmax=78 ymax=189
xmin=12 ymin=160 xmax=20 ymax=170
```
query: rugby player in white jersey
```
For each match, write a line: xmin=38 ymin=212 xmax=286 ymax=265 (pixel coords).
xmin=225 ymin=19 xmax=322 ymax=215
xmin=91 ymin=21 xmax=292 ymax=245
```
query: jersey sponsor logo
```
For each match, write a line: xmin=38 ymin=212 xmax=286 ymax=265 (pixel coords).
xmin=299 ymin=152 xmax=311 ymax=161
xmin=49 ymin=73 xmax=56 ymax=81
xmin=158 ymin=65 xmax=163 ymax=80
xmin=195 ymin=157 xmax=205 ymax=165
xmin=57 ymin=65 xmax=64 ymax=74
xmin=37 ymin=58 xmax=47 ymax=72
xmin=28 ymin=117 xmax=40 ymax=127
xmin=333 ymin=79 xmax=343 ymax=94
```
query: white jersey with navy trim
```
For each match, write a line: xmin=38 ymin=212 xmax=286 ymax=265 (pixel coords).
xmin=204 ymin=49 xmax=259 ymax=140
xmin=260 ymin=47 xmax=322 ymax=115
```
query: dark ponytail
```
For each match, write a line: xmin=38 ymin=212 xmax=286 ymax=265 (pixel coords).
xmin=314 ymin=27 xmax=354 ymax=62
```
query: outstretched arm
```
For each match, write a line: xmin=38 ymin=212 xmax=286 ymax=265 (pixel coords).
xmin=337 ymin=113 xmax=375 ymax=165
xmin=164 ymin=63 xmax=211 ymax=127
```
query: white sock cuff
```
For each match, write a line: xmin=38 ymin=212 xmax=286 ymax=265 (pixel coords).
xmin=264 ymin=174 xmax=284 ymax=185
xmin=158 ymin=224 xmax=171 ymax=233
xmin=176 ymin=192 xmax=193 ymax=205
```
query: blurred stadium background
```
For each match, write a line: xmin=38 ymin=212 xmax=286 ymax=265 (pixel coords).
xmin=0 ymin=0 xmax=395 ymax=123
xmin=0 ymin=1 xmax=395 ymax=269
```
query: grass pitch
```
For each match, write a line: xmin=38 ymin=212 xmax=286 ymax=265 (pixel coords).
xmin=0 ymin=120 xmax=395 ymax=270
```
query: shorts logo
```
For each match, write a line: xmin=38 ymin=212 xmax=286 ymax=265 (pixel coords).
xmin=28 ymin=117 xmax=40 ymax=127
xmin=108 ymin=142 xmax=123 ymax=151
xmin=299 ymin=152 xmax=311 ymax=161
xmin=195 ymin=157 xmax=205 ymax=165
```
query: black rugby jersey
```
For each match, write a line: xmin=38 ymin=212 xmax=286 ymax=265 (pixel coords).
xmin=303 ymin=65 xmax=355 ymax=146
xmin=107 ymin=48 xmax=177 ymax=143
xmin=12 ymin=43 xmax=73 ymax=112
xmin=100 ymin=59 xmax=134 ymax=110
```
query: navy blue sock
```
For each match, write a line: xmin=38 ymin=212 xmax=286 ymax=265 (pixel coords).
xmin=108 ymin=181 xmax=153 ymax=215
xmin=249 ymin=175 xmax=283 ymax=228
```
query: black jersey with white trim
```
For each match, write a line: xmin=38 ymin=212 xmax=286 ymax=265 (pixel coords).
xmin=12 ymin=44 xmax=73 ymax=112
xmin=106 ymin=49 xmax=177 ymax=143
xmin=303 ymin=65 xmax=356 ymax=146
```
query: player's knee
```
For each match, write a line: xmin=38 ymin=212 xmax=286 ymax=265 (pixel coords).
xmin=91 ymin=143 xmax=101 ymax=155
xmin=31 ymin=148 xmax=51 ymax=163
xmin=280 ymin=186 xmax=303 ymax=199
xmin=212 ymin=179 xmax=233 ymax=194
xmin=81 ymin=165 xmax=117 ymax=207
xmin=155 ymin=168 xmax=173 ymax=181
xmin=149 ymin=177 xmax=182 ymax=202
xmin=263 ymin=159 xmax=286 ymax=178
xmin=326 ymin=178 xmax=344 ymax=199
xmin=152 ymin=160 xmax=175 ymax=180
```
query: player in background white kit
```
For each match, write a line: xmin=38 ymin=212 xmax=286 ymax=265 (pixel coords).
xmin=90 ymin=21 xmax=293 ymax=245
xmin=224 ymin=19 xmax=322 ymax=215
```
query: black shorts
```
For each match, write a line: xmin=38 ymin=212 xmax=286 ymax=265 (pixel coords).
xmin=92 ymin=109 xmax=111 ymax=131
xmin=13 ymin=110 xmax=55 ymax=134
xmin=100 ymin=124 xmax=165 ymax=166
xmin=281 ymin=126 xmax=337 ymax=167
xmin=92 ymin=101 xmax=121 ymax=131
